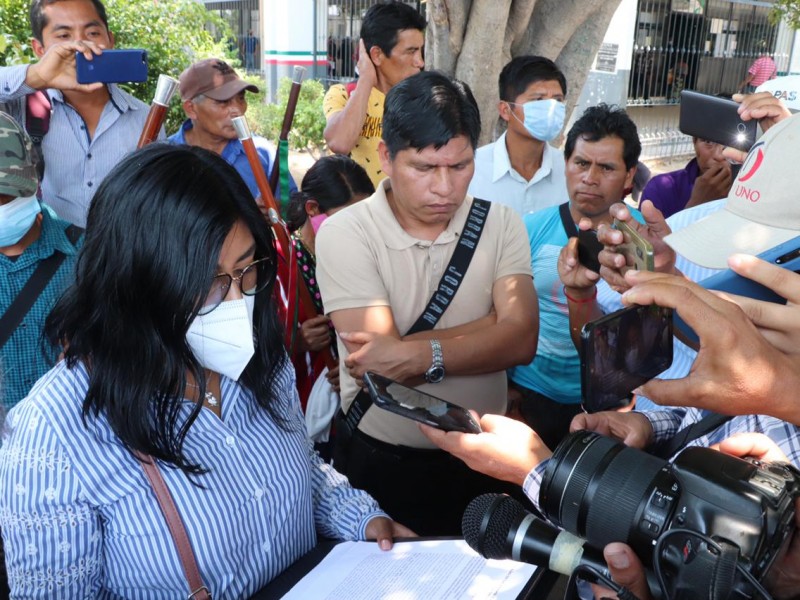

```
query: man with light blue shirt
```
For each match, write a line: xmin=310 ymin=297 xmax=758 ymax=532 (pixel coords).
xmin=510 ymin=104 xmax=642 ymax=449
xmin=169 ymin=58 xmax=297 ymax=203
xmin=468 ymin=56 xmax=570 ymax=216
xmin=0 ymin=0 xmax=159 ymax=228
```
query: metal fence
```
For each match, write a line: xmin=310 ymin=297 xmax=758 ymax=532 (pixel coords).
xmin=627 ymin=0 xmax=794 ymax=159
xmin=206 ymin=0 xmax=262 ymax=73
xmin=629 ymin=0 xmax=791 ymax=104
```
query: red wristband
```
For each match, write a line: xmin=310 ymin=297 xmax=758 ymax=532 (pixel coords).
xmin=563 ymin=285 xmax=598 ymax=304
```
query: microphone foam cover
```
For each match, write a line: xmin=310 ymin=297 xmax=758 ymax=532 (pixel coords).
xmin=462 ymin=494 xmax=528 ymax=559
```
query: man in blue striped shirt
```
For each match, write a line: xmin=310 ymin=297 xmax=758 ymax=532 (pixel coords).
xmin=0 ymin=0 xmax=160 ymax=227
xmin=0 ymin=111 xmax=81 ymax=412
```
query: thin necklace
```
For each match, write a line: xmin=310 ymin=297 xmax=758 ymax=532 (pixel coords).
xmin=187 ymin=383 xmax=219 ymax=406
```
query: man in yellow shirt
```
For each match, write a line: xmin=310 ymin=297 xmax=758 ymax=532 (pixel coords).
xmin=323 ymin=1 xmax=425 ymax=187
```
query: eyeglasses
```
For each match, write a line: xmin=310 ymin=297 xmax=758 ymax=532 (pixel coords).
xmin=199 ymin=257 xmax=276 ymax=315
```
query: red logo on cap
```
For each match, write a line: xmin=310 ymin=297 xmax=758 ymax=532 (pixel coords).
xmin=738 ymin=141 xmax=765 ymax=183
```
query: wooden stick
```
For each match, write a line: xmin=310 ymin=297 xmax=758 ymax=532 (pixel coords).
xmin=233 ymin=115 xmax=336 ymax=370
xmin=137 ymin=74 xmax=179 ymax=149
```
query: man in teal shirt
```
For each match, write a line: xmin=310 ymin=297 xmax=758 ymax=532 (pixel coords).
xmin=510 ymin=105 xmax=643 ymax=449
xmin=0 ymin=112 xmax=81 ymax=411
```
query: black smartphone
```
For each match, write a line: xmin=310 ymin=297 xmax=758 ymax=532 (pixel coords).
xmin=577 ymin=229 xmax=603 ymax=273
xmin=675 ymin=235 xmax=800 ymax=345
xmin=363 ymin=371 xmax=482 ymax=434
xmin=76 ymin=49 xmax=148 ymax=84
xmin=581 ymin=305 xmax=673 ymax=413
xmin=679 ymin=90 xmax=758 ymax=152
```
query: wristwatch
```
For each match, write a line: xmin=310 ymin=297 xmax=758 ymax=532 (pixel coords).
xmin=424 ymin=339 xmax=445 ymax=384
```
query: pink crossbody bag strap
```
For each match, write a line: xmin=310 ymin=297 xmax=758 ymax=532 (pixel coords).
xmin=135 ymin=451 xmax=212 ymax=600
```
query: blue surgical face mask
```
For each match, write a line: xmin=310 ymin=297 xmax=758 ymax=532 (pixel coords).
xmin=509 ymin=98 xmax=566 ymax=142
xmin=0 ymin=194 xmax=41 ymax=247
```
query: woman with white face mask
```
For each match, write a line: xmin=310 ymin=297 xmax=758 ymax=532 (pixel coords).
xmin=0 ymin=144 xmax=412 ymax=599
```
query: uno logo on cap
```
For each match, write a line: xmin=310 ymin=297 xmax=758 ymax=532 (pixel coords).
xmin=738 ymin=141 xmax=765 ymax=183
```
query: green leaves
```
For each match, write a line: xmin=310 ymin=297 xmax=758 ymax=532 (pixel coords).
xmin=246 ymin=75 xmax=327 ymax=158
xmin=770 ymin=0 xmax=800 ymax=28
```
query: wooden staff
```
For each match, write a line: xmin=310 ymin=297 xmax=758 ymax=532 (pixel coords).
xmin=232 ymin=115 xmax=336 ymax=370
xmin=269 ymin=65 xmax=306 ymax=194
xmin=137 ymin=74 xmax=179 ymax=148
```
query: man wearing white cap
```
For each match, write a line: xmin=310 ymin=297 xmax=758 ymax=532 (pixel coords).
xmin=168 ymin=58 xmax=296 ymax=202
xmin=0 ymin=111 xmax=82 ymax=411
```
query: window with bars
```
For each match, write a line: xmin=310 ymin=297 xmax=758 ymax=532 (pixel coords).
xmin=628 ymin=0 xmax=790 ymax=103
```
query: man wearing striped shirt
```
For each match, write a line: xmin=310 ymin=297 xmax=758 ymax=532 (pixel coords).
xmin=0 ymin=0 xmax=159 ymax=228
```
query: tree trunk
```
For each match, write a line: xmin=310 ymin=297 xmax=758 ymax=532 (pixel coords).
xmin=428 ymin=0 xmax=623 ymax=145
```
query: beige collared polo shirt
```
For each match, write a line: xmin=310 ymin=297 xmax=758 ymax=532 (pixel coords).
xmin=316 ymin=179 xmax=533 ymax=448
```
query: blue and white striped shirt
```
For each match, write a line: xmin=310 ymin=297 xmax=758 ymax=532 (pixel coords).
xmin=0 ymin=359 xmax=385 ymax=598
xmin=0 ymin=64 xmax=163 ymax=227
xmin=633 ymin=200 xmax=725 ymax=411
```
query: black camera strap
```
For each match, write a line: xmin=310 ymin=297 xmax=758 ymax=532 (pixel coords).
xmin=650 ymin=412 xmax=733 ymax=460
xmin=340 ymin=199 xmax=492 ymax=435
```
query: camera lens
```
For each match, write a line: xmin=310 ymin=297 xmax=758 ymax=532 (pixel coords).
xmin=540 ymin=431 xmax=667 ymax=549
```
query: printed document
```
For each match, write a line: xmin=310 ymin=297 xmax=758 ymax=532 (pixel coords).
xmin=282 ymin=538 xmax=537 ymax=599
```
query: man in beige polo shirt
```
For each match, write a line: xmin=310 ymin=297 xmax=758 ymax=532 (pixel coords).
xmin=316 ymin=71 xmax=539 ymax=535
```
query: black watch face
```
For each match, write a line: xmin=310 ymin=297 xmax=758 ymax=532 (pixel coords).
xmin=426 ymin=366 xmax=445 ymax=383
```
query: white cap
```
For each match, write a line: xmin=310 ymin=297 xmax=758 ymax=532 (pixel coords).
xmin=665 ymin=114 xmax=800 ymax=269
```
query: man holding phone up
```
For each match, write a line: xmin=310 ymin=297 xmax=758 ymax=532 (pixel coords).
xmin=508 ymin=104 xmax=644 ymax=449
xmin=316 ymin=71 xmax=538 ymax=536
xmin=0 ymin=0 xmax=158 ymax=227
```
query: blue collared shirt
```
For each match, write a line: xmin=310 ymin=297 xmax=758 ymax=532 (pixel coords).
xmin=0 ymin=204 xmax=80 ymax=411
xmin=0 ymin=64 xmax=162 ymax=227
xmin=469 ymin=132 xmax=570 ymax=216
xmin=168 ymin=119 xmax=297 ymax=201
xmin=0 ymin=358 xmax=385 ymax=598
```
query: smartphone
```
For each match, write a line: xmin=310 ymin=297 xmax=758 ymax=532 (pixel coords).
xmin=76 ymin=49 xmax=148 ymax=84
xmin=577 ymin=229 xmax=603 ymax=273
xmin=674 ymin=235 xmax=800 ymax=345
xmin=363 ymin=371 xmax=482 ymax=434
xmin=581 ymin=305 xmax=673 ymax=413
xmin=614 ymin=219 xmax=655 ymax=272
xmin=679 ymin=90 xmax=758 ymax=152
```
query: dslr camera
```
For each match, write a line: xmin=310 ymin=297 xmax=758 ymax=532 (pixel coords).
xmin=539 ymin=431 xmax=800 ymax=599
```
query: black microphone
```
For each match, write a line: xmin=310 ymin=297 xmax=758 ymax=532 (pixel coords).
xmin=462 ymin=493 xmax=610 ymax=578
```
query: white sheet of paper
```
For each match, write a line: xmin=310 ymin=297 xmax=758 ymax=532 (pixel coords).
xmin=282 ymin=539 xmax=537 ymax=600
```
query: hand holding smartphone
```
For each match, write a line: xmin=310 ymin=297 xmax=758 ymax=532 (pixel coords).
xmin=76 ymin=49 xmax=148 ymax=84
xmin=679 ymin=90 xmax=758 ymax=152
xmin=363 ymin=371 xmax=482 ymax=434
xmin=581 ymin=305 xmax=673 ymax=413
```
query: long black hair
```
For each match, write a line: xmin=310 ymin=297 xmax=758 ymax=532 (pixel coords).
xmin=46 ymin=144 xmax=287 ymax=475
xmin=285 ymin=155 xmax=374 ymax=231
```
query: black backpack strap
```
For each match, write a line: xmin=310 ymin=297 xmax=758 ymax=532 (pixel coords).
xmin=0 ymin=224 xmax=82 ymax=350
xmin=649 ymin=412 xmax=733 ymax=459
xmin=341 ymin=199 xmax=492 ymax=434
xmin=558 ymin=201 xmax=575 ymax=238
